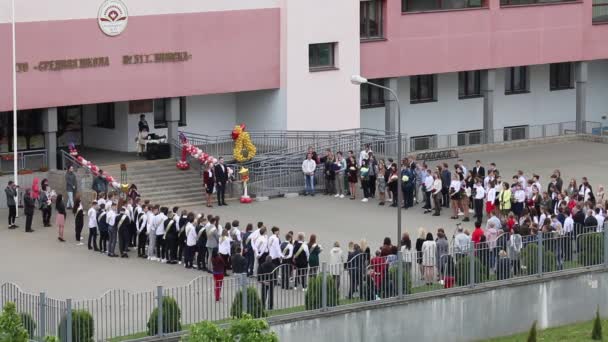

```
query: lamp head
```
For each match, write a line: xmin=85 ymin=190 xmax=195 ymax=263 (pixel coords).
xmin=350 ymin=75 xmax=368 ymax=85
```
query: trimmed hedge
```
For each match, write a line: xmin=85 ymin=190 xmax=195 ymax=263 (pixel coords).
xmin=305 ymin=275 xmax=339 ymax=310
xmin=381 ymin=266 xmax=412 ymax=298
xmin=19 ymin=312 xmax=36 ymax=339
xmin=521 ymin=243 xmax=557 ymax=275
xmin=58 ymin=309 xmax=94 ymax=342
xmin=455 ymin=255 xmax=488 ymax=287
xmin=230 ymin=287 xmax=267 ymax=319
xmin=578 ymin=233 xmax=604 ymax=267
xmin=147 ymin=297 xmax=181 ymax=336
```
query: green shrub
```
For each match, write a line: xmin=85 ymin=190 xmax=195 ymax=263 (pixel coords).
xmin=58 ymin=309 xmax=94 ymax=342
xmin=188 ymin=315 xmax=278 ymax=342
xmin=521 ymin=243 xmax=557 ymax=275
xmin=305 ymin=275 xmax=339 ymax=310
xmin=230 ymin=287 xmax=267 ymax=319
xmin=381 ymin=266 xmax=412 ymax=298
xmin=19 ymin=312 xmax=36 ymax=338
xmin=592 ymin=307 xmax=603 ymax=340
xmin=527 ymin=320 xmax=537 ymax=342
xmin=578 ymin=233 xmax=604 ymax=267
xmin=44 ymin=336 xmax=59 ymax=342
xmin=455 ymin=255 xmax=487 ymax=287
xmin=0 ymin=302 xmax=28 ymax=342
xmin=147 ymin=297 xmax=181 ymax=336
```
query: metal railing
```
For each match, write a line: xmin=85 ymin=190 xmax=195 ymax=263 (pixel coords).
xmin=593 ymin=0 xmax=608 ymax=23
xmin=2 ymin=222 xmax=606 ymax=341
xmin=0 ymin=150 xmax=47 ymax=173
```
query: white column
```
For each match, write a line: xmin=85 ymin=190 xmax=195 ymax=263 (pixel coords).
xmin=166 ymin=98 xmax=180 ymax=157
xmin=575 ymin=61 xmax=588 ymax=134
xmin=42 ymin=108 xmax=58 ymax=170
xmin=483 ymin=69 xmax=496 ymax=144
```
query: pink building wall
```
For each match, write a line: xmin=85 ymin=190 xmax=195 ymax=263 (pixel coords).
xmin=361 ymin=0 xmax=608 ymax=79
xmin=0 ymin=8 xmax=280 ymax=112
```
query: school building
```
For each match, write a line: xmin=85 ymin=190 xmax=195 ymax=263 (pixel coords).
xmin=1 ymin=0 xmax=608 ymax=170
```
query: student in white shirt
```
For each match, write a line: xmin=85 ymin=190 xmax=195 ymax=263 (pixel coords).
xmin=486 ymin=181 xmax=497 ymax=216
xmin=449 ymin=174 xmax=462 ymax=219
xmin=87 ymin=201 xmax=98 ymax=251
xmin=155 ymin=207 xmax=168 ymax=262
xmin=137 ymin=205 xmax=149 ymax=258
xmin=147 ymin=206 xmax=159 ymax=261
xmin=184 ymin=213 xmax=197 ymax=269
xmin=268 ymin=227 xmax=282 ymax=266
xmin=431 ymin=172 xmax=442 ymax=216
xmin=594 ymin=208 xmax=605 ymax=232
xmin=423 ymin=169 xmax=434 ymax=213
xmin=513 ymin=185 xmax=526 ymax=219
xmin=218 ymin=230 xmax=232 ymax=275
xmin=255 ymin=227 xmax=269 ymax=266
xmin=563 ymin=209 xmax=575 ymax=261
xmin=302 ymin=153 xmax=317 ymax=196
xmin=473 ymin=179 xmax=486 ymax=222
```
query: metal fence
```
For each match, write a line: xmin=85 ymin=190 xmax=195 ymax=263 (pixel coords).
xmin=2 ymin=223 xmax=607 ymax=341
xmin=0 ymin=150 xmax=47 ymax=173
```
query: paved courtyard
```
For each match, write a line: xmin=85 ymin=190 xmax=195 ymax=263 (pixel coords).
xmin=1 ymin=140 xmax=608 ymax=299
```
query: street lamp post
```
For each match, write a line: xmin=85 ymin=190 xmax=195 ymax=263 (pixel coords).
xmin=351 ymin=75 xmax=403 ymax=247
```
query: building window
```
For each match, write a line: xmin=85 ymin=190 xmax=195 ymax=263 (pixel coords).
xmin=155 ymin=98 xmax=187 ymax=127
xmin=457 ymin=130 xmax=483 ymax=146
xmin=57 ymin=106 xmax=83 ymax=147
xmin=505 ymin=66 xmax=529 ymax=95
xmin=96 ymin=103 xmax=115 ymax=129
xmin=410 ymin=75 xmax=436 ymax=104
xmin=504 ymin=125 xmax=528 ymax=141
xmin=594 ymin=0 xmax=608 ymax=23
xmin=550 ymin=62 xmax=573 ymax=91
xmin=0 ymin=110 xmax=45 ymax=152
xmin=410 ymin=135 xmax=436 ymax=151
xmin=361 ymin=0 xmax=383 ymax=40
xmin=501 ymin=0 xmax=575 ymax=6
xmin=309 ymin=43 xmax=337 ymax=71
xmin=361 ymin=79 xmax=386 ymax=108
xmin=458 ymin=71 xmax=482 ymax=99
xmin=402 ymin=0 xmax=485 ymax=12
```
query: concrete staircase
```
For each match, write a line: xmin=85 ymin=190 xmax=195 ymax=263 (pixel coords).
xmin=101 ymin=159 xmax=205 ymax=207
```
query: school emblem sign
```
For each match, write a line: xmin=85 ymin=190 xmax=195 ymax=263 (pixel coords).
xmin=98 ymin=0 xmax=129 ymax=37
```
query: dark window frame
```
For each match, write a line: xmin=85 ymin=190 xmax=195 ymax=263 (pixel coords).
xmin=500 ymin=0 xmax=576 ymax=6
xmin=402 ymin=0 xmax=486 ymax=12
xmin=458 ymin=71 xmax=482 ymax=99
xmin=503 ymin=125 xmax=529 ymax=141
xmin=360 ymin=79 xmax=387 ymax=108
xmin=154 ymin=99 xmax=168 ymax=129
xmin=410 ymin=75 xmax=436 ymax=104
xmin=410 ymin=134 xmax=437 ymax=151
xmin=457 ymin=129 xmax=483 ymax=146
xmin=309 ymin=43 xmax=337 ymax=71
xmin=550 ymin=62 xmax=573 ymax=91
xmin=96 ymin=103 xmax=115 ymax=129
xmin=361 ymin=0 xmax=384 ymax=40
xmin=179 ymin=97 xmax=187 ymax=127
xmin=505 ymin=66 xmax=529 ymax=95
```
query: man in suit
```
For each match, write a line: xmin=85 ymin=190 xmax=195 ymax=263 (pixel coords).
xmin=473 ymin=160 xmax=485 ymax=179
xmin=214 ymin=157 xmax=229 ymax=206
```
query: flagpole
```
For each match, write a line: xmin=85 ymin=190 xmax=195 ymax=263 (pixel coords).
xmin=12 ymin=0 xmax=19 ymax=214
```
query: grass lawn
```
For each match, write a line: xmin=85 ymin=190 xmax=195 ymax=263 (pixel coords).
xmin=483 ymin=318 xmax=608 ymax=342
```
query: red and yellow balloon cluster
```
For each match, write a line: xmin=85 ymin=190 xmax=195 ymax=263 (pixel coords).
xmin=232 ymin=124 xmax=257 ymax=163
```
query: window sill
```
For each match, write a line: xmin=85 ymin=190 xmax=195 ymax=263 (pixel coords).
xmin=93 ymin=125 xmax=115 ymax=130
xmin=458 ymin=94 xmax=483 ymax=100
xmin=309 ymin=66 xmax=339 ymax=73
xmin=505 ymin=90 xmax=530 ymax=96
xmin=550 ymin=86 xmax=575 ymax=92
xmin=410 ymin=99 xmax=437 ymax=104
xmin=592 ymin=20 xmax=608 ymax=25
xmin=500 ymin=1 xmax=582 ymax=9
xmin=401 ymin=6 xmax=487 ymax=15
xmin=361 ymin=103 xmax=386 ymax=109
xmin=360 ymin=37 xmax=387 ymax=43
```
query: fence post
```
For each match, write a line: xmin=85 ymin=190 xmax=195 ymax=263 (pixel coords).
xmin=604 ymin=230 xmax=608 ymax=269
xmin=321 ymin=263 xmax=328 ymax=311
xmin=241 ymin=273 xmax=248 ymax=316
xmin=397 ymin=251 xmax=404 ymax=298
xmin=537 ymin=233 xmax=543 ymax=278
xmin=39 ymin=292 xmax=46 ymax=342
xmin=66 ymin=299 xmax=72 ymax=342
xmin=156 ymin=286 xmax=164 ymax=337
xmin=468 ymin=241 xmax=475 ymax=289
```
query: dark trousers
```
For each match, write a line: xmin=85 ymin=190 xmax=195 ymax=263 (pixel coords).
xmin=129 ymin=224 xmax=137 ymax=247
xmin=423 ymin=191 xmax=432 ymax=210
xmin=108 ymin=227 xmax=118 ymax=255
xmin=216 ymin=182 xmax=226 ymax=204
xmin=75 ymin=222 xmax=83 ymax=242
xmin=42 ymin=207 xmax=51 ymax=226
xmin=403 ymin=187 xmax=414 ymax=208
xmin=99 ymin=231 xmax=108 ymax=252
xmin=166 ymin=237 xmax=178 ymax=262
xmin=25 ymin=214 xmax=33 ymax=232
xmin=261 ymin=283 xmax=274 ymax=310
xmin=433 ymin=193 xmax=442 ymax=215
xmin=442 ymin=188 xmax=450 ymax=208
xmin=119 ymin=227 xmax=130 ymax=254
xmin=177 ymin=240 xmax=186 ymax=263
xmin=8 ymin=205 xmax=16 ymax=226
xmin=564 ymin=232 xmax=574 ymax=261
xmin=245 ymin=252 xmax=255 ymax=276
xmin=156 ymin=235 xmax=166 ymax=260
xmin=391 ymin=188 xmax=398 ymax=206
xmin=368 ymin=176 xmax=377 ymax=197
xmin=281 ymin=261 xmax=292 ymax=289
xmin=474 ymin=199 xmax=484 ymax=221
xmin=197 ymin=244 xmax=208 ymax=270
xmin=137 ymin=231 xmax=147 ymax=256
xmin=295 ymin=267 xmax=307 ymax=289
xmin=361 ymin=180 xmax=370 ymax=198
xmin=184 ymin=245 xmax=195 ymax=268
xmin=88 ymin=228 xmax=98 ymax=250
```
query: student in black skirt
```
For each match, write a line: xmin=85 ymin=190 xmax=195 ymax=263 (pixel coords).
xmin=203 ymin=164 xmax=215 ymax=208
xmin=73 ymin=196 xmax=84 ymax=245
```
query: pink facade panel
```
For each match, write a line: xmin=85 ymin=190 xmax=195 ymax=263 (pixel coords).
xmin=362 ymin=0 xmax=605 ymax=79
xmin=0 ymin=8 xmax=280 ymax=111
